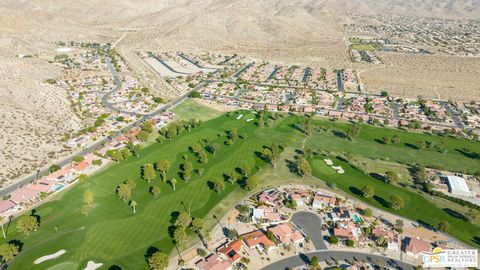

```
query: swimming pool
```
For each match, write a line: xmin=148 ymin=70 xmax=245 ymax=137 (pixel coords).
xmin=352 ymin=213 xmax=362 ymax=223
xmin=54 ymin=184 xmax=64 ymax=191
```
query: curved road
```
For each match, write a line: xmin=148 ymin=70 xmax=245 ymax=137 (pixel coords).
xmin=0 ymin=58 xmax=208 ymax=197
xmin=291 ymin=211 xmax=327 ymax=250
xmin=261 ymin=250 xmax=416 ymax=270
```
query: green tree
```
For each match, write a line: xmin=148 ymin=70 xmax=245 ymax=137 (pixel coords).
xmin=362 ymin=185 xmax=374 ymax=198
xmin=382 ymin=136 xmax=391 ymax=144
xmin=138 ymin=130 xmax=150 ymax=142
xmin=78 ymin=174 xmax=88 ymax=182
xmin=437 ymin=221 xmax=449 ymax=232
xmin=17 ymin=215 xmax=39 ymax=235
xmin=83 ymin=190 xmax=94 ymax=206
xmin=81 ymin=204 xmax=91 ymax=216
xmin=147 ymin=251 xmax=169 ymax=270
xmin=347 ymin=122 xmax=361 ymax=141
xmin=155 ymin=160 xmax=171 ymax=182
xmin=329 ymin=236 xmax=339 ymax=244
xmin=385 ymin=171 xmax=398 ymax=183
xmin=49 ymin=164 xmax=61 ymax=173
xmin=191 ymin=218 xmax=204 ymax=231
xmin=296 ymin=156 xmax=311 ymax=177
xmin=392 ymin=135 xmax=400 ymax=144
xmin=141 ymin=121 xmax=154 ymax=133
xmin=210 ymin=143 xmax=221 ymax=155
xmin=346 ymin=239 xmax=355 ymax=247
xmin=72 ymin=155 xmax=84 ymax=163
xmin=213 ymin=179 xmax=225 ymax=193
xmin=150 ymin=185 xmax=161 ymax=198
xmin=466 ymin=208 xmax=478 ymax=222
xmin=198 ymin=151 xmax=208 ymax=164
xmin=417 ymin=140 xmax=427 ymax=150
xmin=0 ymin=243 xmax=19 ymax=263
xmin=142 ymin=163 xmax=157 ymax=183
xmin=390 ymin=195 xmax=405 ymax=210
xmin=175 ymin=212 xmax=192 ymax=228
xmin=116 ymin=184 xmax=131 ymax=203
xmin=245 ymin=176 xmax=258 ymax=191
xmin=310 ymin=256 xmax=319 ymax=268
xmin=363 ymin=208 xmax=373 ymax=217
xmin=173 ymin=226 xmax=187 ymax=244
xmin=261 ymin=148 xmax=273 ymax=164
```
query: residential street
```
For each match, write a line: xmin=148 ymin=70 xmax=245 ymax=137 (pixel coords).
xmin=261 ymin=250 xmax=417 ymax=270
xmin=291 ymin=211 xmax=327 ymax=250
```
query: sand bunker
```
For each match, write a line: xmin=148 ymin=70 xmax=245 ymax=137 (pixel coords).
xmin=236 ymin=114 xmax=244 ymax=120
xmin=324 ymin=159 xmax=333 ymax=165
xmin=34 ymin=250 xmax=66 ymax=264
xmin=84 ymin=261 xmax=103 ymax=270
xmin=332 ymin=165 xmax=345 ymax=174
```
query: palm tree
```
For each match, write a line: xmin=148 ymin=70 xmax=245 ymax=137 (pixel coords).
xmin=130 ymin=200 xmax=137 ymax=214
xmin=170 ymin=178 xmax=177 ymax=191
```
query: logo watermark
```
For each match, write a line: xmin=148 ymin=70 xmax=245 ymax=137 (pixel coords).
xmin=423 ymin=248 xmax=478 ymax=268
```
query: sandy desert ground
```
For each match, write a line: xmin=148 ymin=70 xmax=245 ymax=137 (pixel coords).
xmin=0 ymin=0 xmax=478 ymax=187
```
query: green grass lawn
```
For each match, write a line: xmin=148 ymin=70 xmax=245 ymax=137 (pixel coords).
xmin=171 ymin=99 xmax=223 ymax=121
xmin=306 ymin=119 xmax=480 ymax=174
xmin=309 ymin=155 xmax=480 ymax=247
xmin=3 ymin=111 xmax=480 ymax=269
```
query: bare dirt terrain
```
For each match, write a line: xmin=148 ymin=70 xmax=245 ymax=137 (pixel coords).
xmin=357 ymin=53 xmax=480 ymax=101
xmin=0 ymin=0 xmax=479 ymax=187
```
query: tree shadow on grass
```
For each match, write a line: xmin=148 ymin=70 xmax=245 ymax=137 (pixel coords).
xmin=455 ymin=148 xmax=480 ymax=160
xmin=8 ymin=239 xmax=23 ymax=252
xmin=144 ymin=246 xmax=159 ymax=263
xmin=332 ymin=130 xmax=347 ymax=139
xmin=206 ymin=181 xmax=215 ymax=191
xmin=443 ymin=208 xmax=467 ymax=221
xmin=285 ymin=159 xmax=297 ymax=174
xmin=373 ymin=195 xmax=389 ymax=208
xmin=169 ymin=211 xmax=180 ymax=225
xmin=108 ymin=265 xmax=122 ymax=270
xmin=404 ymin=143 xmax=418 ymax=150
xmin=473 ymin=236 xmax=480 ymax=245
xmin=417 ymin=220 xmax=434 ymax=230
xmin=349 ymin=186 xmax=363 ymax=196
xmin=369 ymin=172 xmax=386 ymax=182
xmin=289 ymin=123 xmax=305 ymax=134
xmin=374 ymin=139 xmax=387 ymax=145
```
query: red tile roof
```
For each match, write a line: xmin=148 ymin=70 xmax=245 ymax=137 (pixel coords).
xmin=218 ymin=239 xmax=243 ymax=263
xmin=241 ymin=230 xmax=276 ymax=249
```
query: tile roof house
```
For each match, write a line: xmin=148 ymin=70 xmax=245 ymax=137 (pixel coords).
xmin=241 ymin=230 xmax=276 ymax=252
xmin=196 ymin=254 xmax=232 ymax=270
xmin=252 ymin=205 xmax=286 ymax=224
xmin=257 ymin=189 xmax=284 ymax=207
xmin=402 ymin=237 xmax=431 ymax=258
xmin=10 ymin=187 xmax=41 ymax=204
xmin=268 ymin=223 xmax=304 ymax=245
xmin=218 ymin=239 xmax=243 ymax=263
xmin=329 ymin=207 xmax=352 ymax=222
xmin=333 ymin=221 xmax=361 ymax=241
xmin=372 ymin=227 xmax=400 ymax=251
xmin=0 ymin=200 xmax=17 ymax=215
xmin=312 ymin=194 xmax=337 ymax=208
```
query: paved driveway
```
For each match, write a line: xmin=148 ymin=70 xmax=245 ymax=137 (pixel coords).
xmin=261 ymin=250 xmax=416 ymax=270
xmin=291 ymin=211 xmax=327 ymax=250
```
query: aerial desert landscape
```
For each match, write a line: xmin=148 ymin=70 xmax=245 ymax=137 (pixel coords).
xmin=1 ymin=0 xmax=479 ymax=186
xmin=0 ymin=1 xmax=479 ymax=270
